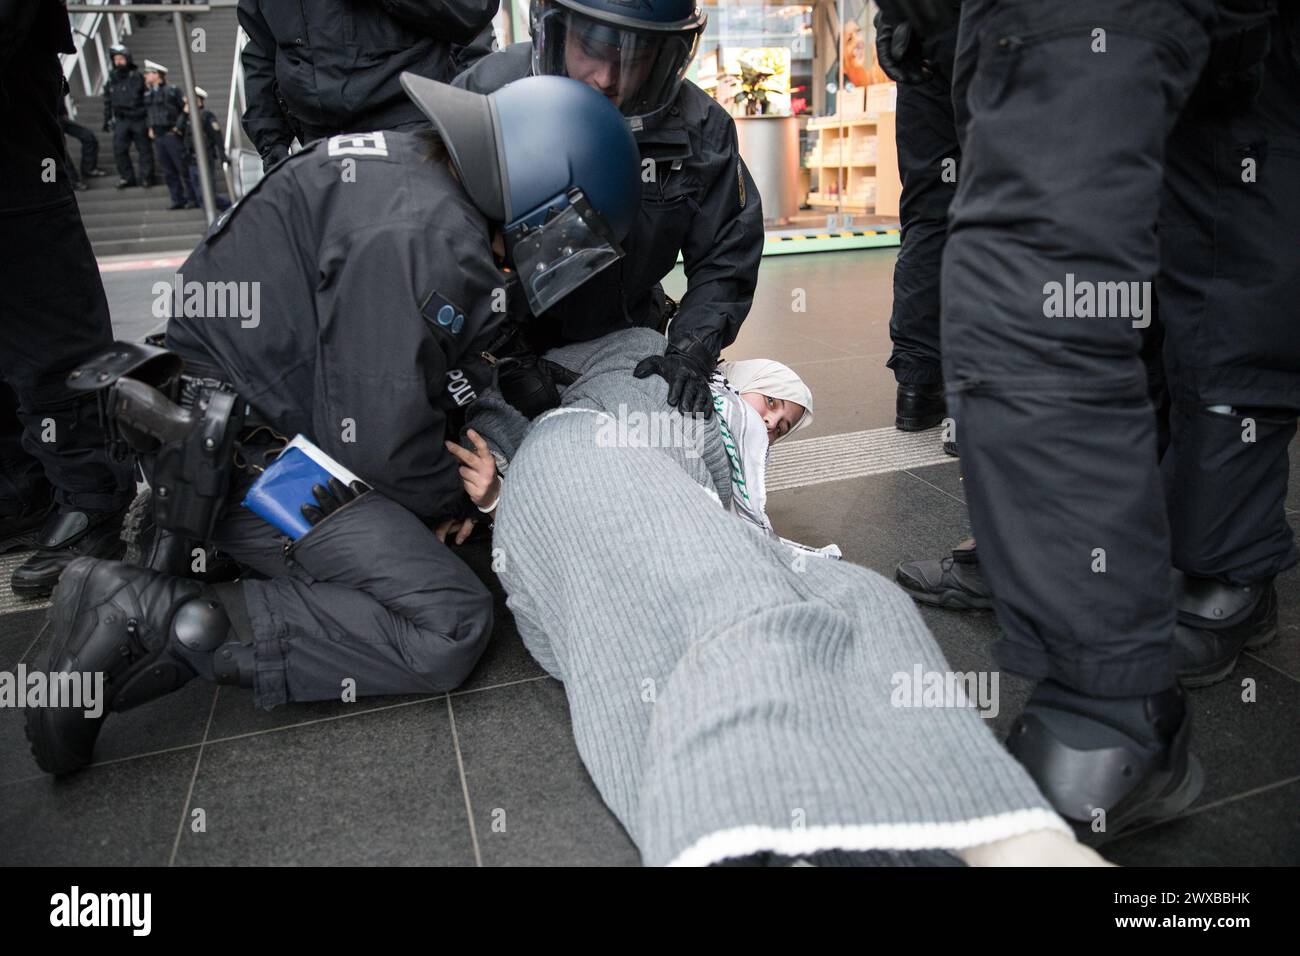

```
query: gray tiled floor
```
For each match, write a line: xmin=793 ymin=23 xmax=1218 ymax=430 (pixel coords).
xmin=2 ymin=247 xmax=1297 ymax=866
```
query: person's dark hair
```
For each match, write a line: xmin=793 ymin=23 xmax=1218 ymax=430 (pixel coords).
xmin=414 ymin=128 xmax=449 ymax=165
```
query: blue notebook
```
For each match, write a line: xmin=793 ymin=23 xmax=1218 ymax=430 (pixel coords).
xmin=242 ymin=446 xmax=335 ymax=540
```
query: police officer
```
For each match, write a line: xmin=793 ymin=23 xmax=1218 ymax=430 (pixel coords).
xmin=142 ymin=60 xmax=194 ymax=210
xmin=883 ymin=0 xmax=1297 ymax=835
xmin=57 ymin=89 xmax=108 ymax=187
xmin=874 ymin=1 xmax=961 ymax=433
xmin=237 ymin=0 xmax=501 ymax=170
xmin=454 ymin=0 xmax=764 ymax=418
xmin=1 ymin=1 xmax=133 ymax=592
xmin=101 ymin=43 xmax=154 ymax=189
xmin=27 ymin=75 xmax=642 ymax=775
xmin=176 ymin=86 xmax=232 ymax=211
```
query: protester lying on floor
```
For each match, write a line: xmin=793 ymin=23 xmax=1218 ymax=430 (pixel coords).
xmin=441 ymin=327 xmax=1106 ymax=866
xmin=445 ymin=349 xmax=823 ymax=545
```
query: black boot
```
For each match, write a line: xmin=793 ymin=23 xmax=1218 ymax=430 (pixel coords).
xmin=1173 ymin=574 xmax=1277 ymax=688
xmin=895 ymin=383 xmax=946 ymax=432
xmin=10 ymin=505 xmax=128 ymax=598
xmin=25 ymin=558 xmax=253 ymax=775
xmin=1007 ymin=680 xmax=1202 ymax=843
xmin=895 ymin=538 xmax=991 ymax=610
xmin=0 ymin=486 xmax=55 ymax=554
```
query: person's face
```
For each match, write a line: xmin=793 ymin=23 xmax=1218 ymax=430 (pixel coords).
xmin=562 ymin=29 xmax=655 ymax=108
xmin=113 ymin=54 xmax=127 ymax=69
xmin=741 ymin=393 xmax=806 ymax=445
xmin=144 ymin=70 xmax=161 ymax=86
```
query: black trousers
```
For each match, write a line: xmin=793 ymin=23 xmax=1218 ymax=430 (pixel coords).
xmin=886 ymin=21 xmax=960 ymax=387
xmin=941 ymin=0 xmax=1300 ymax=698
xmin=153 ymin=128 xmax=192 ymax=204
xmin=0 ymin=54 xmax=133 ymax=515
xmin=111 ymin=115 xmax=153 ymax=183
xmin=59 ymin=116 xmax=99 ymax=174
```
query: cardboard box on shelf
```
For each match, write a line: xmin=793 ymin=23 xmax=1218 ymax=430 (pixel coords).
xmin=866 ymin=81 xmax=897 ymax=116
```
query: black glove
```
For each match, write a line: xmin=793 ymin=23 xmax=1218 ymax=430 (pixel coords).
xmin=633 ymin=338 xmax=716 ymax=418
xmin=301 ymin=478 xmax=370 ymax=526
xmin=874 ymin=8 xmax=931 ymax=85
xmin=875 ymin=0 xmax=960 ymax=36
xmin=262 ymin=142 xmax=290 ymax=171
xmin=103 ymin=116 xmax=115 ymax=133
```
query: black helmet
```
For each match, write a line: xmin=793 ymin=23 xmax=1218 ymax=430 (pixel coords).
xmin=529 ymin=0 xmax=706 ymax=127
xmin=402 ymin=74 xmax=642 ymax=317
xmin=109 ymin=44 xmax=131 ymax=62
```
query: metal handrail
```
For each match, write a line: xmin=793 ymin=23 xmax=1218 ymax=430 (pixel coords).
xmin=66 ymin=4 xmax=220 ymax=224
xmin=60 ymin=0 xmax=133 ymax=114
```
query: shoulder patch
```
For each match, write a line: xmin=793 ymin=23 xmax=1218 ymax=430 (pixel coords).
xmin=327 ymin=131 xmax=389 ymax=158
xmin=420 ymin=290 xmax=467 ymax=337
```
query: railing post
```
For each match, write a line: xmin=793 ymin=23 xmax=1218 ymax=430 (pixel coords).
xmin=174 ymin=9 xmax=218 ymax=225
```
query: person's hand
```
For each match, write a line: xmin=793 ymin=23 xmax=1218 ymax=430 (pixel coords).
xmin=434 ymin=516 xmax=478 ymax=546
xmin=300 ymin=478 xmax=370 ymax=526
xmin=873 ymin=7 xmax=931 ymax=85
xmin=148 ymin=128 xmax=155 ymax=139
xmin=633 ymin=338 xmax=716 ymax=418
xmin=103 ymin=117 xmax=115 ymax=133
xmin=444 ymin=429 xmax=501 ymax=509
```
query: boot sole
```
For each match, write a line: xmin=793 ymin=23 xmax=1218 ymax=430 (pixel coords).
xmin=1177 ymin=625 xmax=1280 ymax=689
xmin=24 ymin=561 xmax=100 ymax=775
xmin=1078 ymin=754 xmax=1205 ymax=848
xmin=901 ymin=584 xmax=992 ymax=611
xmin=895 ymin=415 xmax=946 ymax=432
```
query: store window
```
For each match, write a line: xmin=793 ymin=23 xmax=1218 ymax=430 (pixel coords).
xmin=690 ymin=0 xmax=899 ymax=232
xmin=497 ymin=0 xmax=899 ymax=235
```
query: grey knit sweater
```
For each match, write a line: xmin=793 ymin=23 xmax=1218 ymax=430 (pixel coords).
xmin=478 ymin=329 xmax=1065 ymax=865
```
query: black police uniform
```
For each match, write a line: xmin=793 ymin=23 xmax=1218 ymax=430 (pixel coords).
xmin=941 ymin=0 xmax=1297 ymax=698
xmin=454 ymin=42 xmax=764 ymax=361
xmin=57 ymin=94 xmax=100 ymax=180
xmin=176 ymin=105 xmax=232 ymax=210
xmin=237 ymin=0 xmax=500 ymax=166
xmin=0 ymin=1 xmax=133 ymax=543
xmin=144 ymin=80 xmax=193 ymax=206
xmin=163 ymin=130 xmax=504 ymax=706
xmin=885 ymin=20 xmax=959 ymax=394
xmin=102 ymin=54 xmax=154 ymax=185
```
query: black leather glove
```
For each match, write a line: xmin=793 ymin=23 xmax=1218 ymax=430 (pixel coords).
xmin=262 ymin=143 xmax=290 ymax=171
xmin=875 ymin=0 xmax=960 ymax=36
xmin=874 ymin=8 xmax=931 ymax=85
xmin=301 ymin=478 xmax=370 ymax=526
xmin=633 ymin=338 xmax=716 ymax=418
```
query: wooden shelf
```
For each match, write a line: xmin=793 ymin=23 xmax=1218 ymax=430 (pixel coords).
xmin=805 ymin=115 xmax=883 ymax=130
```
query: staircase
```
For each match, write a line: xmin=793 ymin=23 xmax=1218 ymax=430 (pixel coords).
xmin=67 ymin=5 xmax=240 ymax=258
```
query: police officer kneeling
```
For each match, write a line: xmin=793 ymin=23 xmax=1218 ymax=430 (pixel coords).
xmin=27 ymin=75 xmax=641 ymax=775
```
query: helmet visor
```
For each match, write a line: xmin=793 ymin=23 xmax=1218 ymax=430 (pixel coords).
xmin=534 ymin=6 xmax=700 ymax=121
xmin=506 ymin=189 xmax=625 ymax=317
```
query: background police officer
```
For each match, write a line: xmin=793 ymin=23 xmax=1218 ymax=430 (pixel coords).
xmin=177 ymin=86 xmax=232 ymax=211
xmin=237 ymin=0 xmax=501 ymax=170
xmin=874 ymin=0 xmax=961 ymax=433
xmin=101 ymin=43 xmax=154 ymax=189
xmin=455 ymin=0 xmax=764 ymax=418
xmin=142 ymin=60 xmax=194 ymax=209
xmin=28 ymin=76 xmax=642 ymax=775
